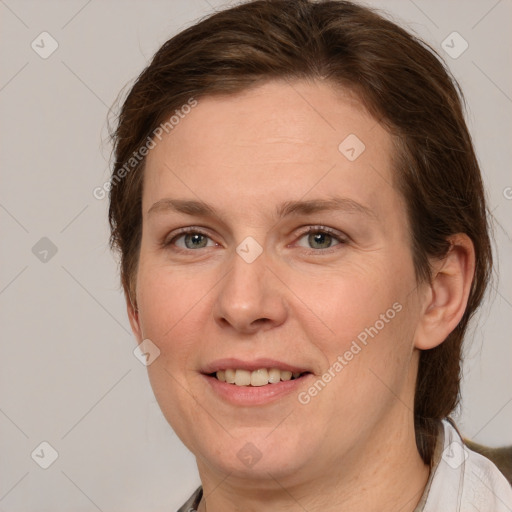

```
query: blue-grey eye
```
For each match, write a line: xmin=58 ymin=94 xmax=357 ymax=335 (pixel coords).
xmin=296 ymin=230 xmax=342 ymax=250
xmin=309 ymin=232 xmax=334 ymax=249
xmin=182 ymin=233 xmax=209 ymax=249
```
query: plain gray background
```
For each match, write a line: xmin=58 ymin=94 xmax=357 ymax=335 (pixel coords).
xmin=1 ymin=0 xmax=511 ymax=510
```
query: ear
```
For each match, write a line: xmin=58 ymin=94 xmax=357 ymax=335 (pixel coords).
xmin=414 ymin=234 xmax=476 ymax=350
xmin=126 ymin=291 xmax=144 ymax=344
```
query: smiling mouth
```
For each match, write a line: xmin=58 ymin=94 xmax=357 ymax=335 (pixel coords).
xmin=208 ymin=368 xmax=311 ymax=387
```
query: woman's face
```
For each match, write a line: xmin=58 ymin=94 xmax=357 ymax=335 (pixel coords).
xmin=129 ymin=80 xmax=427 ymax=484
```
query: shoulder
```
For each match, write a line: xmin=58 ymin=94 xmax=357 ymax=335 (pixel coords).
xmin=422 ymin=419 xmax=512 ymax=512
xmin=462 ymin=441 xmax=512 ymax=511
xmin=464 ymin=438 xmax=512 ymax=485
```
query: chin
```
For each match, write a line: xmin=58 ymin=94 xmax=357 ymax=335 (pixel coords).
xmin=193 ymin=426 xmax=315 ymax=481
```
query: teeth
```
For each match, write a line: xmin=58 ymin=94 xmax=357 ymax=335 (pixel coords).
xmin=281 ymin=370 xmax=292 ymax=381
xmin=268 ymin=368 xmax=281 ymax=384
xmin=214 ymin=368 xmax=305 ymax=386
xmin=234 ymin=369 xmax=251 ymax=386
xmin=251 ymin=369 xmax=268 ymax=387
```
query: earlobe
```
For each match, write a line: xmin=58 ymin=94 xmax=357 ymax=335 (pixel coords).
xmin=414 ymin=234 xmax=475 ymax=350
xmin=126 ymin=293 xmax=143 ymax=343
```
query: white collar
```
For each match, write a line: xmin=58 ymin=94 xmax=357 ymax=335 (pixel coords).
xmin=415 ymin=419 xmax=512 ymax=511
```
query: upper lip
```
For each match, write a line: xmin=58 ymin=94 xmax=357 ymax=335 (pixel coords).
xmin=201 ymin=358 xmax=312 ymax=374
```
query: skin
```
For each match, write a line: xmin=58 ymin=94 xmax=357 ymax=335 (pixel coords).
xmin=126 ymin=79 xmax=475 ymax=512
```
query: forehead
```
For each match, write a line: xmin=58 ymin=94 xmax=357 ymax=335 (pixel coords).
xmin=143 ymin=80 xmax=399 ymax=221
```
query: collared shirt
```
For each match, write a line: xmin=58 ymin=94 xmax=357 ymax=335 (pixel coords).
xmin=177 ymin=419 xmax=512 ymax=511
xmin=414 ymin=419 xmax=512 ymax=511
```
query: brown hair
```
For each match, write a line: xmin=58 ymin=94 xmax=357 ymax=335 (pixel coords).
xmin=108 ymin=0 xmax=492 ymax=465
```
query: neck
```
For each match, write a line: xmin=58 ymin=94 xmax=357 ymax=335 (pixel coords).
xmin=195 ymin=410 xmax=430 ymax=512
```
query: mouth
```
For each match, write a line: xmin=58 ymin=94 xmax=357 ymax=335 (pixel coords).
xmin=207 ymin=368 xmax=312 ymax=387
xmin=201 ymin=359 xmax=314 ymax=405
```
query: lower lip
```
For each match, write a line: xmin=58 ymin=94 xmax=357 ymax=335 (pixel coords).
xmin=202 ymin=374 xmax=312 ymax=406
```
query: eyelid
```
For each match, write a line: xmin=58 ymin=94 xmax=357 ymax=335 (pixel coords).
xmin=291 ymin=225 xmax=349 ymax=253
xmin=294 ymin=225 xmax=348 ymax=242
xmin=162 ymin=225 xmax=349 ymax=252
xmin=162 ymin=226 xmax=218 ymax=250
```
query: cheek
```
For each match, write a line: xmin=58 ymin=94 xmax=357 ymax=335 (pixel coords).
xmin=136 ymin=262 xmax=206 ymax=341
xmin=297 ymin=262 xmax=417 ymax=390
xmin=145 ymin=362 xmax=205 ymax=455
xmin=137 ymin=266 xmax=209 ymax=441
xmin=134 ymin=272 xmax=206 ymax=414
xmin=294 ymin=265 xmax=406 ymax=341
xmin=333 ymin=296 xmax=417 ymax=406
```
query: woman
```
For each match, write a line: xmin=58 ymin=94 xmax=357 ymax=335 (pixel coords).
xmin=107 ymin=1 xmax=512 ymax=510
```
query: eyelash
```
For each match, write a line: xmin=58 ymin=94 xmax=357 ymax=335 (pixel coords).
xmin=162 ymin=225 xmax=348 ymax=255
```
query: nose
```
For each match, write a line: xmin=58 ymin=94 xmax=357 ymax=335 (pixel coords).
xmin=212 ymin=246 xmax=288 ymax=334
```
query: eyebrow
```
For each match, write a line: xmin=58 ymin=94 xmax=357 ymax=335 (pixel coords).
xmin=147 ymin=196 xmax=376 ymax=220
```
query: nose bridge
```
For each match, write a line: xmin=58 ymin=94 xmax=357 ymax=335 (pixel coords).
xmin=213 ymin=240 xmax=286 ymax=332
